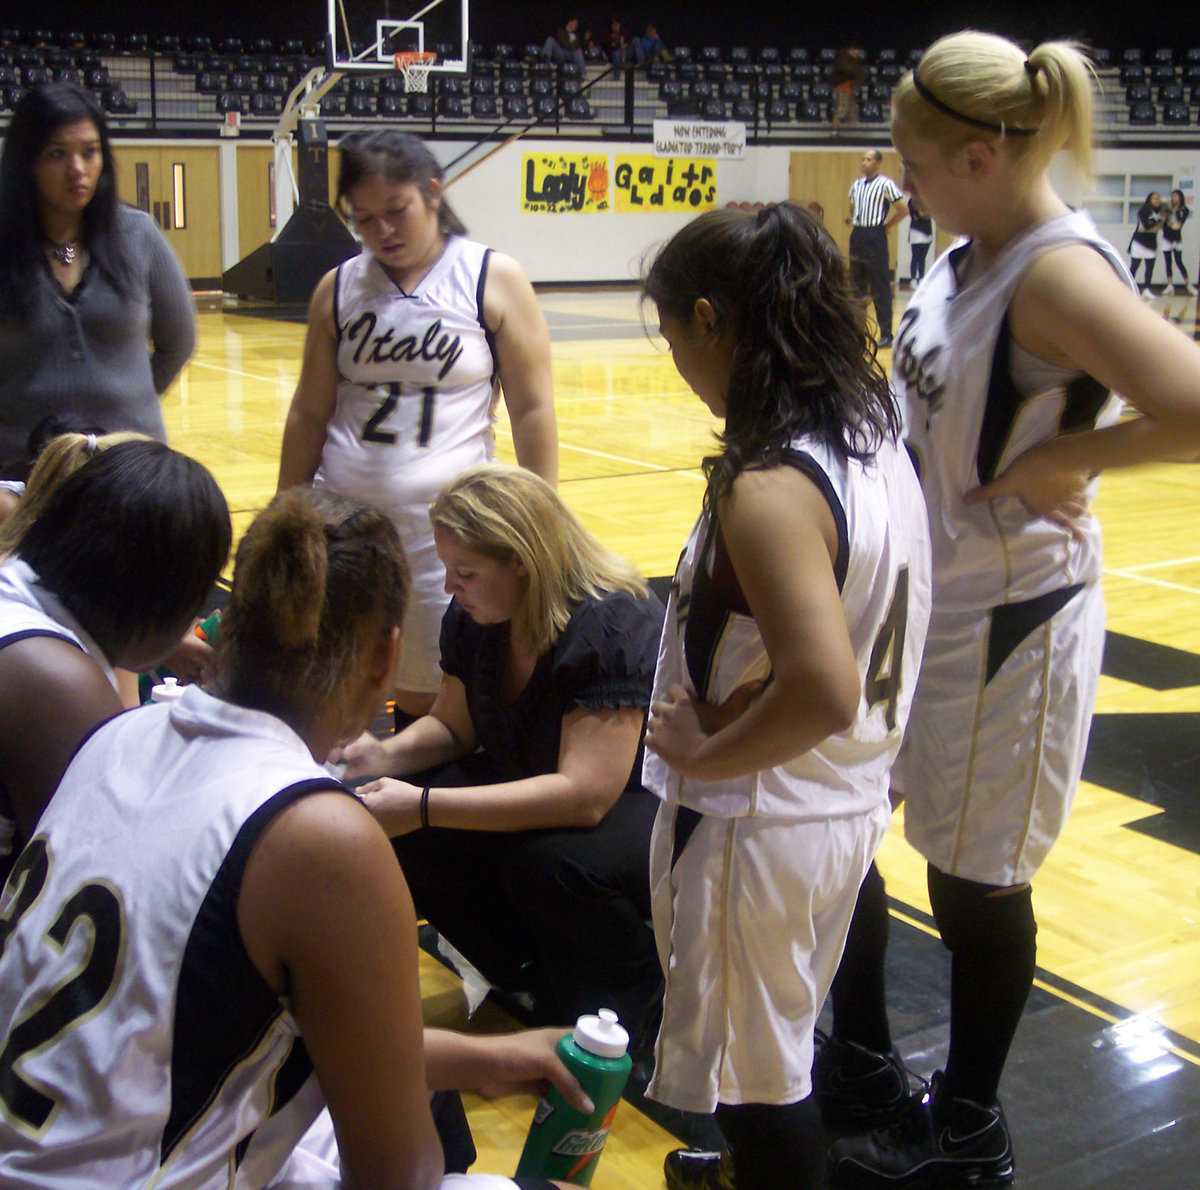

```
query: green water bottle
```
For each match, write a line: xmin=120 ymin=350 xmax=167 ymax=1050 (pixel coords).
xmin=515 ymin=1008 xmax=632 ymax=1186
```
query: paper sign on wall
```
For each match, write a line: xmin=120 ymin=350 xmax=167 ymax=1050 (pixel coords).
xmin=614 ymin=157 xmax=717 ymax=212
xmin=521 ymin=153 xmax=610 ymax=212
xmin=652 ymin=120 xmax=746 ymax=159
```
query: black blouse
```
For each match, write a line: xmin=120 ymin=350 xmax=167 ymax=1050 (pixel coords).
xmin=439 ymin=588 xmax=664 ymax=788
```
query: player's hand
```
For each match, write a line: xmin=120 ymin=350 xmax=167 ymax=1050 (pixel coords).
xmin=357 ymin=777 xmax=425 ymax=837
xmin=964 ymin=443 xmax=1092 ymax=541
xmin=646 ymin=683 xmax=718 ymax=777
xmin=471 ymin=1029 xmax=594 ymax=1114
xmin=162 ymin=629 xmax=212 ymax=684
xmin=330 ymin=730 xmax=391 ymax=780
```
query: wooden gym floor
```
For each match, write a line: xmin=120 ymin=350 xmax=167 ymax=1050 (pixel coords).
xmin=171 ymin=287 xmax=1200 ymax=1188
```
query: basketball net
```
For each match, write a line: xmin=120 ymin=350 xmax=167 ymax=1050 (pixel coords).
xmin=394 ymin=50 xmax=437 ymax=92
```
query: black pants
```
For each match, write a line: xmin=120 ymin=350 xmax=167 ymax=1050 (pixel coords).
xmin=909 ymin=241 xmax=930 ymax=283
xmin=849 ymin=225 xmax=894 ymax=337
xmin=394 ymin=770 xmax=662 ymax=1041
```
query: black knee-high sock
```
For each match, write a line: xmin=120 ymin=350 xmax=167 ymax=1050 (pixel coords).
xmin=928 ymin=865 xmax=1037 ymax=1107
xmin=829 ymin=861 xmax=893 ymax=1054
xmin=716 ymin=1096 xmax=827 ymax=1190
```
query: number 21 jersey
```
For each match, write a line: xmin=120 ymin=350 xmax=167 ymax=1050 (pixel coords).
xmin=317 ymin=235 xmax=500 ymax=514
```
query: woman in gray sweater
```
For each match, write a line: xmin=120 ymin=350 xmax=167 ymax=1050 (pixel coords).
xmin=0 ymin=84 xmax=195 ymax=463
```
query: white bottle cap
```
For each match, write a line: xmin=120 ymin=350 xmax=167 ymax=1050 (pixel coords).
xmin=573 ymin=1008 xmax=629 ymax=1058
xmin=150 ymin=676 xmax=185 ymax=703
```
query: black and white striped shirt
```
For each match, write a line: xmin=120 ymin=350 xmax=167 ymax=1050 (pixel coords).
xmin=849 ymin=173 xmax=905 ymax=228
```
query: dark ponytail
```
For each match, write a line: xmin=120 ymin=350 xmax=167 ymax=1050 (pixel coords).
xmin=216 ymin=488 xmax=408 ymax=729
xmin=643 ymin=203 xmax=899 ymax=511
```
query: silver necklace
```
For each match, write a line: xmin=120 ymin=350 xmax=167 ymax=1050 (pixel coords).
xmin=48 ymin=239 xmax=80 ymax=266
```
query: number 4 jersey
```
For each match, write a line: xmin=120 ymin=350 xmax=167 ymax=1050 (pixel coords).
xmin=317 ymin=235 xmax=500 ymax=515
xmin=642 ymin=434 xmax=932 ymax=820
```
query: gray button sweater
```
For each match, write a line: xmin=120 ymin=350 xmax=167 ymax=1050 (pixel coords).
xmin=0 ymin=205 xmax=196 ymax=462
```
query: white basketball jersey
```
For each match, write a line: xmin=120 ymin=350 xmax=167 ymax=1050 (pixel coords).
xmin=0 ymin=558 xmax=116 ymax=877
xmin=0 ymin=686 xmax=343 ymax=1188
xmin=643 ymin=435 xmax=931 ymax=820
xmin=893 ymin=209 xmax=1131 ymax=612
xmin=316 ymin=235 xmax=500 ymax=514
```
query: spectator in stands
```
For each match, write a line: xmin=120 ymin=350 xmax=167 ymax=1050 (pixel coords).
xmin=832 ymin=45 xmax=868 ymax=131
xmin=636 ymin=23 xmax=672 ymax=65
xmin=543 ymin=16 xmax=586 ymax=70
xmin=601 ymin=16 xmax=638 ymax=65
xmin=0 ymin=84 xmax=195 ymax=465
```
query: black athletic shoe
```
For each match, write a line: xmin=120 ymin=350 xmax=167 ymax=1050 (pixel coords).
xmin=663 ymin=1146 xmax=736 ymax=1190
xmin=813 ymin=1031 xmax=913 ymax=1131
xmin=878 ymin=334 xmax=894 ymax=348
xmin=829 ymin=1072 xmax=1015 ymax=1187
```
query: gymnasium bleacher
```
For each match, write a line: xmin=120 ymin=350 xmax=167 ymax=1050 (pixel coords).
xmin=2 ymin=26 xmax=1198 ymax=139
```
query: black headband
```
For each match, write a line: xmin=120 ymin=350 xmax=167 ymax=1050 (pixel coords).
xmin=911 ymin=68 xmax=1039 ymax=137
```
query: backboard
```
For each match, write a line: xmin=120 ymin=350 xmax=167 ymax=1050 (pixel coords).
xmin=326 ymin=0 xmax=469 ymax=75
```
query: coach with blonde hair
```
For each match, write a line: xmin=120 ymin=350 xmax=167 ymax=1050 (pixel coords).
xmin=338 ymin=462 xmax=664 ymax=1044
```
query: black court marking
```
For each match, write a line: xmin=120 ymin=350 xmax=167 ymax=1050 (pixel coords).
xmin=624 ymin=908 xmax=1200 ymax=1189
xmin=1083 ymin=711 xmax=1200 ymax=854
xmin=1101 ymin=630 xmax=1200 ymax=691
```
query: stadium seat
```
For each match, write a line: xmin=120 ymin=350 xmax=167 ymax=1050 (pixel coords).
xmin=766 ymin=97 xmax=790 ymax=123
xmin=1128 ymin=99 xmax=1157 ymax=124
xmin=564 ymin=95 xmax=592 ymax=119
xmin=471 ymin=94 xmax=498 ymax=117
xmin=1163 ymin=100 xmax=1191 ymax=125
xmin=502 ymin=94 xmax=529 ymax=118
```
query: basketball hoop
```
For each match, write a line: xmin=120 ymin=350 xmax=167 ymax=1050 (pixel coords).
xmin=394 ymin=50 xmax=437 ymax=92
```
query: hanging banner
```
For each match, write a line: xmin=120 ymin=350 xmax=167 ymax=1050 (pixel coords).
xmin=652 ymin=120 xmax=746 ymax=159
xmin=521 ymin=152 xmax=610 ymax=213
xmin=614 ymin=157 xmax=717 ymax=212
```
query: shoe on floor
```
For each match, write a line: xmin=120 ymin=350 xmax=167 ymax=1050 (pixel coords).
xmin=1142 ymin=287 xmax=1156 ymax=300
xmin=663 ymin=1146 xmax=736 ymax=1190
xmin=828 ymin=1072 xmax=1015 ymax=1188
xmin=813 ymin=1031 xmax=913 ymax=1131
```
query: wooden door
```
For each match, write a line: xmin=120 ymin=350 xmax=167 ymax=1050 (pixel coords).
xmin=112 ymin=145 xmax=222 ymax=284
xmin=788 ymin=149 xmax=905 ymax=268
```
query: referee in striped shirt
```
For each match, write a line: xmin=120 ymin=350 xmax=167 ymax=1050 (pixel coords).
xmin=847 ymin=149 xmax=908 ymax=347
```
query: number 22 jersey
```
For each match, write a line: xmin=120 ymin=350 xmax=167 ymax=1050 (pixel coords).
xmin=316 ymin=234 xmax=500 ymax=514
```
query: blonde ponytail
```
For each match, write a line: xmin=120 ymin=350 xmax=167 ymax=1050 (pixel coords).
xmin=893 ymin=31 xmax=1095 ymax=182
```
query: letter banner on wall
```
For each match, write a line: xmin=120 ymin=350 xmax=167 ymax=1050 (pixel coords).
xmin=613 ymin=157 xmax=717 ymax=212
xmin=521 ymin=153 xmax=610 ymax=212
xmin=652 ymin=120 xmax=746 ymax=160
